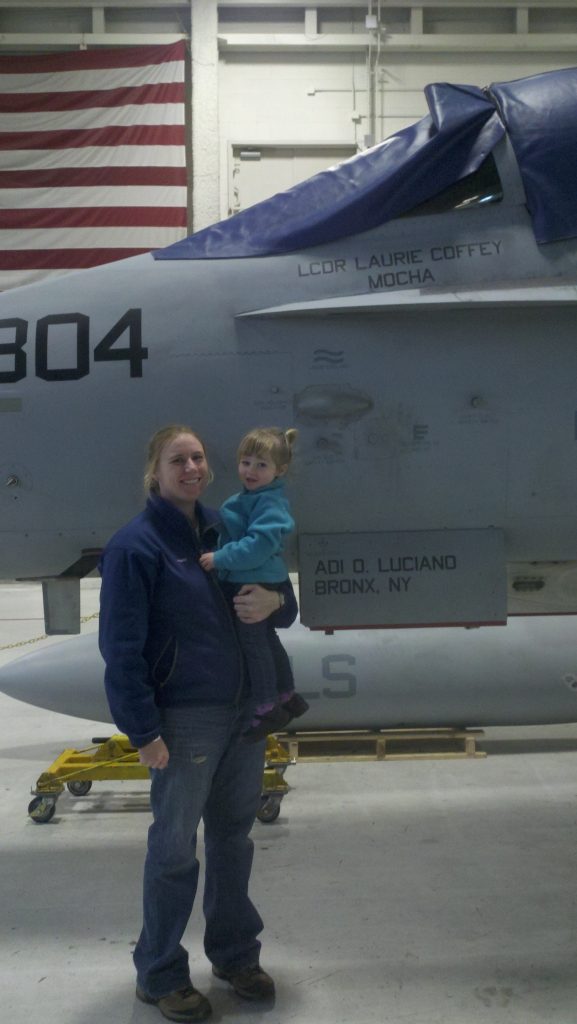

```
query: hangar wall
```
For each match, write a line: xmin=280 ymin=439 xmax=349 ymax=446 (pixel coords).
xmin=2 ymin=1 xmax=577 ymax=232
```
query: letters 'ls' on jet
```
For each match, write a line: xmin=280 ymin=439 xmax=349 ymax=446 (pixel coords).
xmin=2 ymin=66 xmax=577 ymax=635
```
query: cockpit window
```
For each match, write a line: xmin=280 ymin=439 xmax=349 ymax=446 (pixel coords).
xmin=402 ymin=154 xmax=503 ymax=218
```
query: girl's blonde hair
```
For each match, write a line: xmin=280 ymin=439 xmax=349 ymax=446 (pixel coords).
xmin=144 ymin=424 xmax=213 ymax=493
xmin=237 ymin=426 xmax=298 ymax=473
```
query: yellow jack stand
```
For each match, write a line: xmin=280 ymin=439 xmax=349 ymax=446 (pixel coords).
xmin=28 ymin=733 xmax=293 ymax=824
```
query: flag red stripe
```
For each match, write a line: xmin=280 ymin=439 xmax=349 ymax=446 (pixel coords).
xmin=0 ymin=41 xmax=186 ymax=73
xmin=0 ymin=167 xmax=187 ymax=188
xmin=0 ymin=249 xmax=154 ymax=270
xmin=0 ymin=81 xmax=185 ymax=114
xmin=0 ymin=124 xmax=185 ymax=150
xmin=0 ymin=207 xmax=187 ymax=228
xmin=0 ymin=42 xmax=187 ymax=287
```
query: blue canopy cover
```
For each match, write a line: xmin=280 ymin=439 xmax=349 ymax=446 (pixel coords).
xmin=154 ymin=67 xmax=577 ymax=261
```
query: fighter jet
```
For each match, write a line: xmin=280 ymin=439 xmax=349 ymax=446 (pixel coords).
xmin=2 ymin=65 xmax=577 ymax=645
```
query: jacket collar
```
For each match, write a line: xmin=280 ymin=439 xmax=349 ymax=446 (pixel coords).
xmin=146 ymin=492 xmax=219 ymax=543
xmin=241 ymin=477 xmax=285 ymax=497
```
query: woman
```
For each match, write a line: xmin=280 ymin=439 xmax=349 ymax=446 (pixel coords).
xmin=98 ymin=425 xmax=298 ymax=1024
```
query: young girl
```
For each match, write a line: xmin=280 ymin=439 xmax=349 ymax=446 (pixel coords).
xmin=200 ymin=426 xmax=308 ymax=741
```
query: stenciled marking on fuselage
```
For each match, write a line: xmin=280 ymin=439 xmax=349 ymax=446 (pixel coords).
xmin=355 ymin=239 xmax=502 ymax=270
xmin=430 ymin=240 xmax=503 ymax=261
xmin=368 ymin=268 xmax=434 ymax=290
xmin=295 ymin=240 xmax=504 ymax=292
xmin=0 ymin=309 xmax=146 ymax=382
xmin=377 ymin=555 xmax=458 ymax=572
xmin=364 ymin=239 xmax=503 ymax=291
xmin=313 ymin=348 xmax=345 ymax=366
xmin=354 ymin=249 xmax=424 ymax=270
xmin=315 ymin=577 xmax=379 ymax=595
xmin=309 ymin=553 xmax=459 ymax=599
xmin=287 ymin=652 xmax=357 ymax=701
xmin=297 ymin=258 xmax=347 ymax=277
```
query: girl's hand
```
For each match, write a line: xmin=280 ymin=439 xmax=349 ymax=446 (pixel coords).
xmin=199 ymin=552 xmax=215 ymax=571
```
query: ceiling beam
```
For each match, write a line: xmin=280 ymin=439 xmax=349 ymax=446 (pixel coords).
xmin=218 ymin=31 xmax=577 ymax=53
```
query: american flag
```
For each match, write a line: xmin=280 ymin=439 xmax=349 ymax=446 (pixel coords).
xmin=0 ymin=40 xmax=188 ymax=291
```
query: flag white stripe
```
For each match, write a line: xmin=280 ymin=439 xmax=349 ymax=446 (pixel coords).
xmin=1 ymin=226 xmax=186 ymax=249
xmin=0 ymin=104 xmax=185 ymax=132
xmin=0 ymin=146 xmax=186 ymax=170
xmin=0 ymin=186 xmax=186 ymax=208
xmin=0 ymin=60 xmax=184 ymax=94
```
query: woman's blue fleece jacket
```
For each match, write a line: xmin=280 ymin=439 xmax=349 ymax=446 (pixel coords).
xmin=98 ymin=493 xmax=298 ymax=749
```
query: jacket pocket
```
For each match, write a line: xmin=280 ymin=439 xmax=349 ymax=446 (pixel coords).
xmin=152 ymin=636 xmax=179 ymax=687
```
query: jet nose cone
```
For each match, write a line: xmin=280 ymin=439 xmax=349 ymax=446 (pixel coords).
xmin=0 ymin=634 xmax=110 ymax=724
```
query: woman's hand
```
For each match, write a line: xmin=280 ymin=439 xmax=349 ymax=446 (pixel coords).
xmin=138 ymin=736 xmax=169 ymax=769
xmin=234 ymin=584 xmax=281 ymax=623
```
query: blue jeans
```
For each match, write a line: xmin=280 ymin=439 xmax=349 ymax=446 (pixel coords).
xmin=133 ymin=702 xmax=266 ymax=998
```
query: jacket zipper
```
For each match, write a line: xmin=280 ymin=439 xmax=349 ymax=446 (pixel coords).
xmin=196 ymin=517 xmax=246 ymax=706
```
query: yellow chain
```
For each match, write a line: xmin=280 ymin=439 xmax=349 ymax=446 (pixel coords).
xmin=0 ymin=611 xmax=100 ymax=652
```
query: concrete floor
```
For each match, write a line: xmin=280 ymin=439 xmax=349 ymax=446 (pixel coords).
xmin=1 ymin=581 xmax=577 ymax=1024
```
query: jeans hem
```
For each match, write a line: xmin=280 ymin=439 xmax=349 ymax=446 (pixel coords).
xmin=136 ymin=975 xmax=193 ymax=1000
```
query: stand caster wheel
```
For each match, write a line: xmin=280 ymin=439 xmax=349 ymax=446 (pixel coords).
xmin=67 ymin=780 xmax=92 ymax=796
xmin=257 ymin=796 xmax=282 ymax=823
xmin=28 ymin=795 xmax=57 ymax=823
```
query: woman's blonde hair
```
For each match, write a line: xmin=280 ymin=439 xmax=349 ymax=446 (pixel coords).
xmin=237 ymin=426 xmax=298 ymax=473
xmin=144 ymin=424 xmax=213 ymax=493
